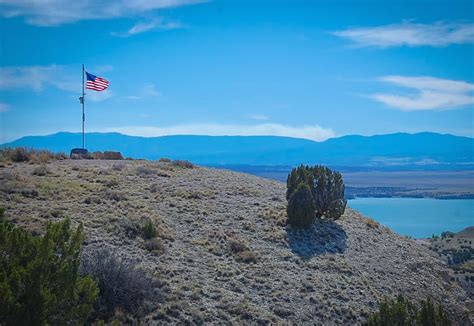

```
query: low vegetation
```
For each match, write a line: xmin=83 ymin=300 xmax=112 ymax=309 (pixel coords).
xmin=0 ymin=160 xmax=468 ymax=324
xmin=286 ymin=165 xmax=347 ymax=227
xmin=171 ymin=159 xmax=194 ymax=169
xmin=32 ymin=164 xmax=51 ymax=176
xmin=0 ymin=147 xmax=67 ymax=163
xmin=91 ymin=151 xmax=124 ymax=160
xmin=0 ymin=210 xmax=98 ymax=325
xmin=142 ymin=219 xmax=158 ymax=239
xmin=80 ymin=249 xmax=159 ymax=321
xmin=368 ymin=296 xmax=452 ymax=326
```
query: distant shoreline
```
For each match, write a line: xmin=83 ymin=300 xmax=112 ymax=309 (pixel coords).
xmin=210 ymin=165 xmax=474 ymax=200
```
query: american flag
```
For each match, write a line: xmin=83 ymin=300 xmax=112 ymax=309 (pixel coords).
xmin=85 ymin=72 xmax=109 ymax=91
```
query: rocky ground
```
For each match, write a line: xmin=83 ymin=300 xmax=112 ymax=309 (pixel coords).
xmin=423 ymin=227 xmax=474 ymax=303
xmin=0 ymin=159 xmax=471 ymax=324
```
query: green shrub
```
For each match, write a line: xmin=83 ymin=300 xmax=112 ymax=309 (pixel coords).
xmin=0 ymin=214 xmax=98 ymax=325
xmin=142 ymin=220 xmax=157 ymax=239
xmin=286 ymin=165 xmax=347 ymax=227
xmin=368 ymin=296 xmax=452 ymax=326
xmin=286 ymin=182 xmax=315 ymax=227
xmin=418 ymin=298 xmax=452 ymax=326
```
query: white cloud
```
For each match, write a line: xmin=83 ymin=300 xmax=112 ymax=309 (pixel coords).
xmin=125 ymin=83 xmax=161 ymax=99
xmin=87 ymin=90 xmax=113 ymax=102
xmin=0 ymin=65 xmax=78 ymax=92
xmin=102 ymin=123 xmax=335 ymax=141
xmin=248 ymin=114 xmax=270 ymax=121
xmin=0 ymin=65 xmax=113 ymax=102
xmin=370 ymin=76 xmax=474 ymax=111
xmin=380 ymin=76 xmax=474 ymax=93
xmin=332 ymin=22 xmax=474 ymax=47
xmin=94 ymin=65 xmax=114 ymax=73
xmin=111 ymin=18 xmax=182 ymax=37
xmin=142 ymin=83 xmax=161 ymax=97
xmin=0 ymin=103 xmax=9 ymax=112
xmin=0 ymin=0 xmax=205 ymax=26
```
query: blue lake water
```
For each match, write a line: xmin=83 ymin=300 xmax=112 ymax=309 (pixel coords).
xmin=348 ymin=198 xmax=474 ymax=239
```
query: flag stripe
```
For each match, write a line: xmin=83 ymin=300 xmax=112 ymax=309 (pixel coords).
xmin=87 ymin=80 xmax=109 ymax=86
xmin=86 ymin=83 xmax=108 ymax=88
xmin=85 ymin=71 xmax=109 ymax=92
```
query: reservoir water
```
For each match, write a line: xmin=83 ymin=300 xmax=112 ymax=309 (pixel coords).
xmin=348 ymin=198 xmax=474 ymax=238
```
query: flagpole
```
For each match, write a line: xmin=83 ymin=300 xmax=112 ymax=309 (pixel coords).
xmin=82 ymin=64 xmax=85 ymax=149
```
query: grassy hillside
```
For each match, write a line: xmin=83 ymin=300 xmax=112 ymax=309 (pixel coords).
xmin=0 ymin=159 xmax=471 ymax=324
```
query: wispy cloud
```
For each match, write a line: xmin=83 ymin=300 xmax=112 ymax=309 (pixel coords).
xmin=370 ymin=76 xmax=474 ymax=111
xmin=0 ymin=65 xmax=78 ymax=92
xmin=0 ymin=0 xmax=205 ymax=26
xmin=111 ymin=18 xmax=183 ymax=37
xmin=103 ymin=123 xmax=335 ymax=141
xmin=0 ymin=65 xmax=113 ymax=101
xmin=248 ymin=114 xmax=270 ymax=121
xmin=125 ymin=83 xmax=161 ymax=99
xmin=94 ymin=65 xmax=114 ymax=73
xmin=87 ymin=90 xmax=113 ymax=102
xmin=0 ymin=103 xmax=9 ymax=112
xmin=332 ymin=22 xmax=474 ymax=47
xmin=142 ymin=83 xmax=161 ymax=97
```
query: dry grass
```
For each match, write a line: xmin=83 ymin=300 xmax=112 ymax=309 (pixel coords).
xmin=144 ymin=237 xmax=165 ymax=254
xmin=365 ymin=218 xmax=380 ymax=229
xmin=32 ymin=165 xmax=51 ymax=176
xmin=171 ymin=160 xmax=194 ymax=169
xmin=91 ymin=151 xmax=124 ymax=160
xmin=0 ymin=159 xmax=468 ymax=325
xmin=1 ymin=147 xmax=66 ymax=163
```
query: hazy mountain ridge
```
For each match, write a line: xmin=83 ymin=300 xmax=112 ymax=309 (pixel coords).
xmin=2 ymin=131 xmax=473 ymax=167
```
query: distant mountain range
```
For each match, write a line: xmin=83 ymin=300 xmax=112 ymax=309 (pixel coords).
xmin=2 ymin=132 xmax=473 ymax=169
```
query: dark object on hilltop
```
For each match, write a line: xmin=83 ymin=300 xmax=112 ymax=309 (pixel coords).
xmin=70 ymin=148 xmax=92 ymax=159
xmin=70 ymin=149 xmax=124 ymax=160
xmin=91 ymin=151 xmax=124 ymax=160
xmin=368 ymin=295 xmax=452 ymax=326
xmin=171 ymin=160 xmax=194 ymax=168
xmin=0 ymin=210 xmax=98 ymax=325
xmin=286 ymin=165 xmax=346 ymax=227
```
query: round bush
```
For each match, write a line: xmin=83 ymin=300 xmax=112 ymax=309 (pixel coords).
xmin=287 ymin=182 xmax=316 ymax=228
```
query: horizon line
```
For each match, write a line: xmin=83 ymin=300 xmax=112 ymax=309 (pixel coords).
xmin=2 ymin=130 xmax=473 ymax=145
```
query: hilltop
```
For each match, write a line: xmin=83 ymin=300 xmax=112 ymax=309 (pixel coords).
xmin=2 ymin=131 xmax=473 ymax=168
xmin=456 ymin=227 xmax=474 ymax=239
xmin=0 ymin=159 xmax=471 ymax=324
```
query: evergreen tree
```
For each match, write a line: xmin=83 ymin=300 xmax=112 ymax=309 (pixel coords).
xmin=286 ymin=165 xmax=347 ymax=227
xmin=0 ymin=210 xmax=98 ymax=325
xmin=287 ymin=182 xmax=316 ymax=227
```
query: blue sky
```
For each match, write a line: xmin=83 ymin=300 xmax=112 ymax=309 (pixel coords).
xmin=0 ymin=0 xmax=473 ymax=143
